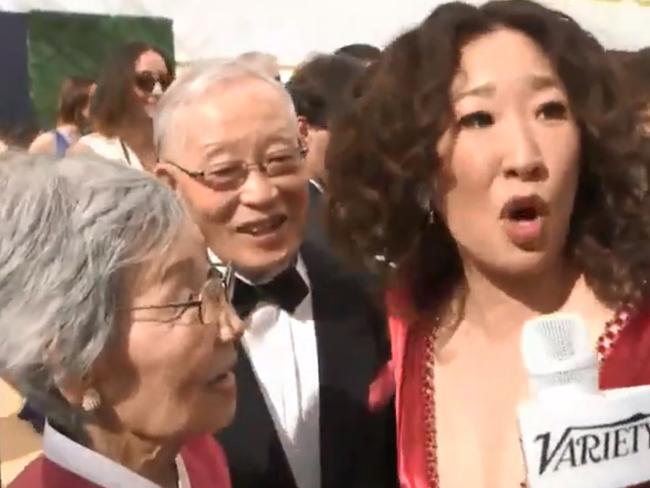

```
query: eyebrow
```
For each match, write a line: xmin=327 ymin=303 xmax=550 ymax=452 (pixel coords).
xmin=527 ymin=74 xmax=561 ymax=91
xmin=452 ymin=74 xmax=562 ymax=102
xmin=201 ymin=134 xmax=296 ymax=162
xmin=453 ymin=82 xmax=496 ymax=102
xmin=201 ymin=143 xmax=231 ymax=162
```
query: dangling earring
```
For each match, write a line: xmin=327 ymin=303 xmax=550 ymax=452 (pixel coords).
xmin=427 ymin=208 xmax=436 ymax=225
xmin=82 ymin=388 xmax=101 ymax=412
xmin=417 ymin=185 xmax=436 ymax=225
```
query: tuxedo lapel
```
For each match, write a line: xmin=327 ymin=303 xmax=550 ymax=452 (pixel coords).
xmin=217 ymin=342 xmax=296 ymax=488
xmin=301 ymin=242 xmax=392 ymax=488
xmin=219 ymin=243 xmax=395 ymax=488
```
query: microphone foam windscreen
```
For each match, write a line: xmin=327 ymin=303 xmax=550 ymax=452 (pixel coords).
xmin=521 ymin=313 xmax=598 ymax=392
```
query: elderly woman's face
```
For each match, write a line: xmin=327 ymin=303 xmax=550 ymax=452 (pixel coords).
xmin=434 ymin=28 xmax=580 ymax=278
xmin=91 ymin=219 xmax=243 ymax=439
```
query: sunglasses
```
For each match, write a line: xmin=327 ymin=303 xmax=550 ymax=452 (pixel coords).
xmin=134 ymin=71 xmax=173 ymax=94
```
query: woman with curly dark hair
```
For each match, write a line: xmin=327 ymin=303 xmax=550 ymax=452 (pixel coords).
xmin=326 ymin=1 xmax=650 ymax=487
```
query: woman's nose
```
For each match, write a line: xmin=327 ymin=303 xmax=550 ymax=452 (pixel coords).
xmin=217 ymin=304 xmax=246 ymax=343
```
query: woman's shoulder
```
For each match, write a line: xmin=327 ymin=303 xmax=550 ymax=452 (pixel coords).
xmin=73 ymin=133 xmax=121 ymax=158
xmin=385 ymin=287 xmax=424 ymax=344
xmin=28 ymin=132 xmax=56 ymax=155
xmin=180 ymin=435 xmax=231 ymax=488
xmin=385 ymin=287 xmax=431 ymax=387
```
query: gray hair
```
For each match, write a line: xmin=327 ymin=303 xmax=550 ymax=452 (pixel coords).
xmin=236 ymin=51 xmax=280 ymax=79
xmin=0 ymin=151 xmax=185 ymax=430
xmin=153 ymin=59 xmax=296 ymax=157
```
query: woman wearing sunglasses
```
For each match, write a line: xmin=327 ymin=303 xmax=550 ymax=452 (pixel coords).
xmin=1 ymin=152 xmax=242 ymax=488
xmin=69 ymin=42 xmax=174 ymax=172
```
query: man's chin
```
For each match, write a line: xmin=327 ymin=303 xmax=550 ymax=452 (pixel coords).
xmin=235 ymin=252 xmax=297 ymax=283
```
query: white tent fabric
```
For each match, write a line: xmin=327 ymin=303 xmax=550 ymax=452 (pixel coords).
xmin=0 ymin=0 xmax=649 ymax=65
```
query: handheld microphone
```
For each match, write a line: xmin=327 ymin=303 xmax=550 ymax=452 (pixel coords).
xmin=518 ymin=313 xmax=650 ymax=488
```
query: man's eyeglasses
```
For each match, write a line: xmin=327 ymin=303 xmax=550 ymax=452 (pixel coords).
xmin=134 ymin=71 xmax=173 ymax=94
xmin=160 ymin=142 xmax=308 ymax=191
xmin=129 ymin=263 xmax=235 ymax=325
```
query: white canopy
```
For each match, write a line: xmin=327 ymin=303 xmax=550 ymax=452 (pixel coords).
xmin=0 ymin=0 xmax=649 ymax=65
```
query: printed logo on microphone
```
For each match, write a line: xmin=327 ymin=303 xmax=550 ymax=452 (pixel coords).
xmin=534 ymin=413 xmax=650 ymax=475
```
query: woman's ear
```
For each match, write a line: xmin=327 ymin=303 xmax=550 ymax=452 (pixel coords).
xmin=52 ymin=371 xmax=92 ymax=409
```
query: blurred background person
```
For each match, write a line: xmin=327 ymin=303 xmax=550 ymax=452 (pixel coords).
xmin=326 ymin=1 xmax=650 ymax=487
xmin=286 ymin=53 xmax=365 ymax=193
xmin=286 ymin=54 xmax=365 ymax=245
xmin=236 ymin=51 xmax=281 ymax=81
xmin=334 ymin=43 xmax=382 ymax=66
xmin=69 ymin=41 xmax=174 ymax=171
xmin=610 ymin=47 xmax=650 ymax=134
xmin=29 ymin=76 xmax=94 ymax=156
xmin=1 ymin=152 xmax=241 ymax=488
xmin=0 ymin=119 xmax=40 ymax=153
xmin=154 ymin=60 xmax=395 ymax=488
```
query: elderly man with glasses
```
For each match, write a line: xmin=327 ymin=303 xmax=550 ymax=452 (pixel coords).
xmin=153 ymin=61 xmax=396 ymax=488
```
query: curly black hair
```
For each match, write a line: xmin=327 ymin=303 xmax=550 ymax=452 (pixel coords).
xmin=326 ymin=0 xmax=650 ymax=317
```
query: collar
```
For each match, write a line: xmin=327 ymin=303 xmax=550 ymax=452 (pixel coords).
xmin=43 ymin=422 xmax=189 ymax=488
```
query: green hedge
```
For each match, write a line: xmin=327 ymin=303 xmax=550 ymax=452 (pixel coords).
xmin=27 ymin=11 xmax=174 ymax=128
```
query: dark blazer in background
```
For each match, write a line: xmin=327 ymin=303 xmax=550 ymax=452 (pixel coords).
xmin=305 ymin=180 xmax=328 ymax=247
xmin=218 ymin=241 xmax=397 ymax=488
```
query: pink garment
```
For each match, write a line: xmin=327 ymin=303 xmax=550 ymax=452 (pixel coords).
xmin=9 ymin=435 xmax=231 ymax=488
xmin=386 ymin=289 xmax=650 ymax=488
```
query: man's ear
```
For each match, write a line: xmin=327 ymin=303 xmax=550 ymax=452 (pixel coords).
xmin=297 ymin=116 xmax=310 ymax=141
xmin=154 ymin=163 xmax=178 ymax=192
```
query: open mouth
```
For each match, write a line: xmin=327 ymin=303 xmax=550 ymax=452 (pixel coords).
xmin=236 ymin=215 xmax=287 ymax=237
xmin=500 ymin=195 xmax=548 ymax=245
xmin=509 ymin=205 xmax=539 ymax=222
xmin=501 ymin=195 xmax=547 ymax=222
xmin=206 ymin=353 xmax=237 ymax=387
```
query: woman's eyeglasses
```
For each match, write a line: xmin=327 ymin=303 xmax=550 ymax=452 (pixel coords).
xmin=134 ymin=71 xmax=173 ymax=94
xmin=129 ymin=264 xmax=235 ymax=325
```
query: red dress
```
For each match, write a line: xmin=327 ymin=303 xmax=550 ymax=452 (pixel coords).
xmin=386 ymin=290 xmax=650 ymax=488
xmin=8 ymin=435 xmax=231 ymax=488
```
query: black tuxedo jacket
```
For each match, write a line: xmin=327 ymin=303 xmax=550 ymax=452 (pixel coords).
xmin=218 ymin=241 xmax=396 ymax=488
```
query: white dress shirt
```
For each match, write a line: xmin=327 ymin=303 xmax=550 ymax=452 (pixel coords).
xmin=208 ymin=250 xmax=321 ymax=488
xmin=42 ymin=422 xmax=190 ymax=488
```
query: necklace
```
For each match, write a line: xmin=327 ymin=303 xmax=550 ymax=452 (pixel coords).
xmin=422 ymin=304 xmax=634 ymax=488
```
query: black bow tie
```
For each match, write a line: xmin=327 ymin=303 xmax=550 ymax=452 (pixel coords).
xmin=232 ymin=266 xmax=309 ymax=319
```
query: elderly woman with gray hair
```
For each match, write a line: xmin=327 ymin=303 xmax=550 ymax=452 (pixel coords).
xmin=0 ymin=152 xmax=241 ymax=488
